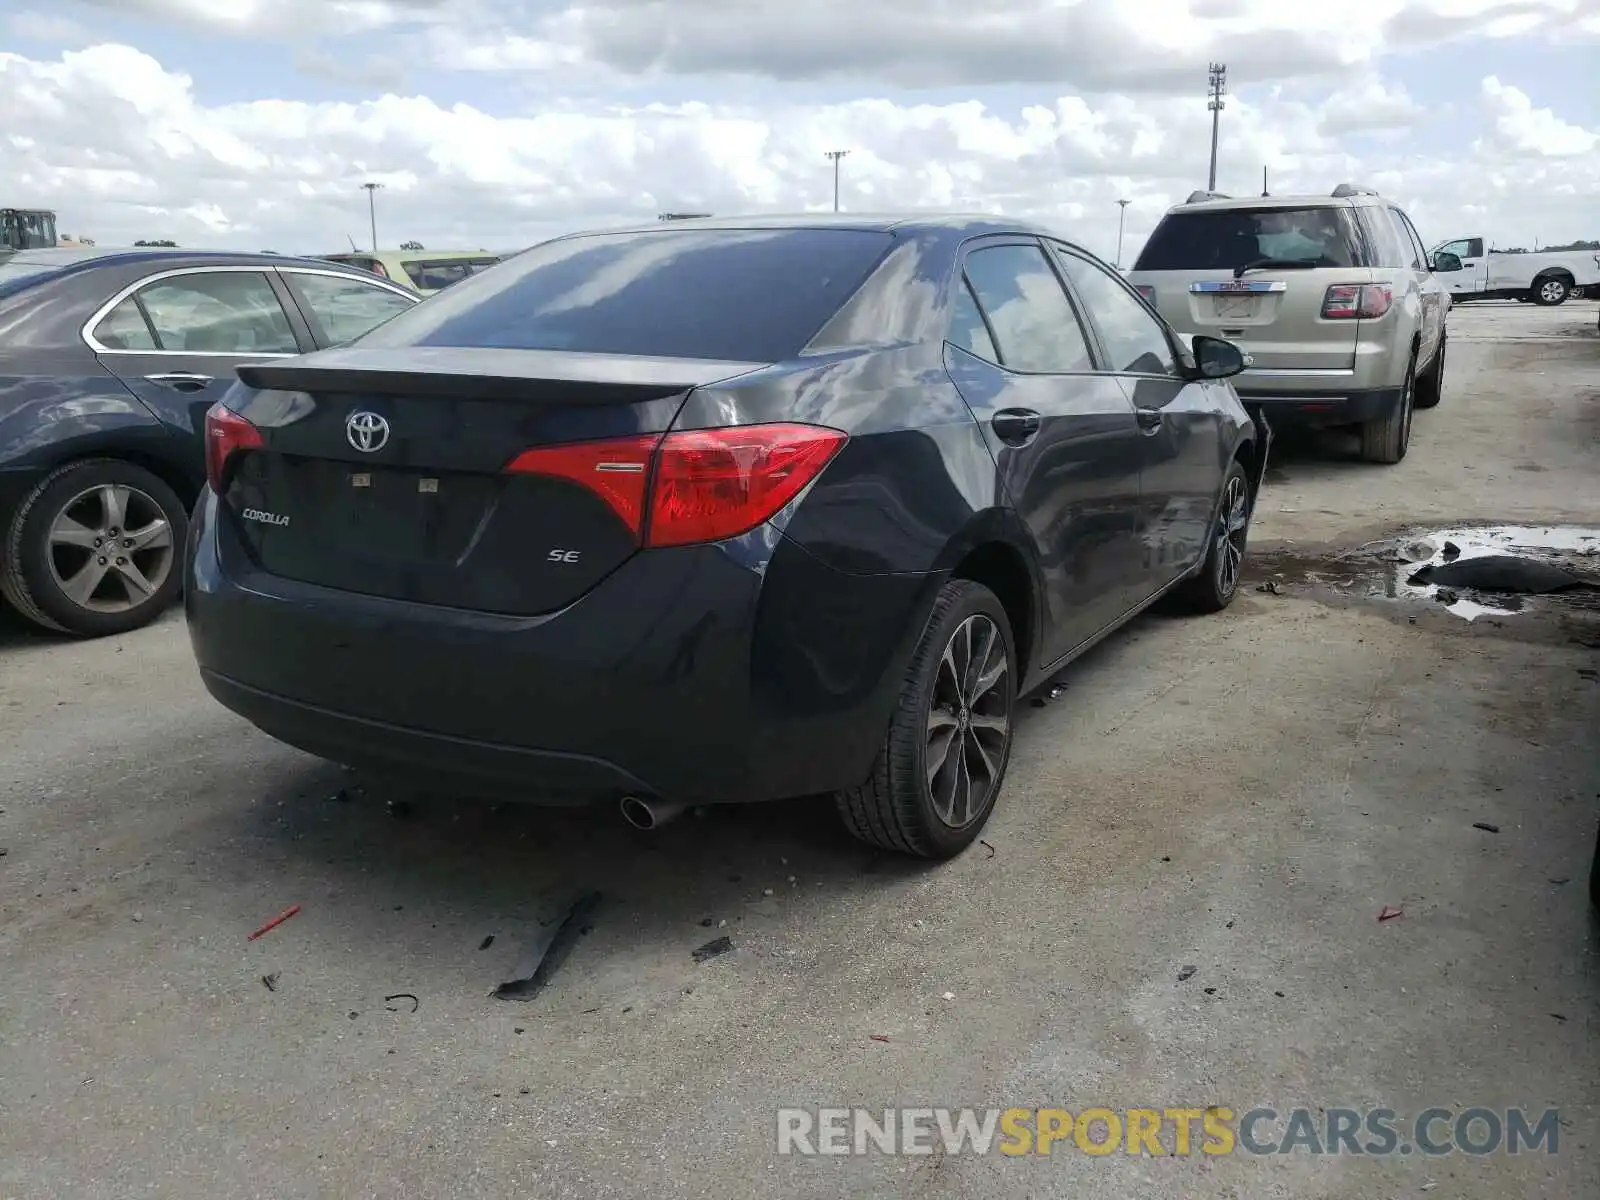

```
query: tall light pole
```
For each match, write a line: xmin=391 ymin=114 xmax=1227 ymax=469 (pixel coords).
xmin=1115 ymin=199 xmax=1131 ymax=268
xmin=361 ymin=181 xmax=383 ymax=251
xmin=1206 ymin=64 xmax=1227 ymax=193
xmin=825 ymin=149 xmax=850 ymax=212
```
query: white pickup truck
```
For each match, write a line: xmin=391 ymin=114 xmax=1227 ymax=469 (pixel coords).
xmin=1428 ymin=236 xmax=1600 ymax=306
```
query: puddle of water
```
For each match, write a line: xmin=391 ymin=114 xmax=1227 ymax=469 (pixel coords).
xmin=1255 ymin=524 xmax=1600 ymax=622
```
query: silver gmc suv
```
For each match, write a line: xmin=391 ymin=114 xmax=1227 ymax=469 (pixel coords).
xmin=1125 ymin=184 xmax=1450 ymax=464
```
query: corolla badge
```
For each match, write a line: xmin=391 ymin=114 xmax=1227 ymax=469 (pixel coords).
xmin=346 ymin=410 xmax=390 ymax=453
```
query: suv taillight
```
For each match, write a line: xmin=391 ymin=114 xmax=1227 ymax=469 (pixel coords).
xmin=204 ymin=403 xmax=264 ymax=492
xmin=506 ymin=423 xmax=847 ymax=548
xmin=1322 ymin=283 xmax=1392 ymax=319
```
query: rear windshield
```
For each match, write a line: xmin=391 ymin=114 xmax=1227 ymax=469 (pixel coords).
xmin=399 ymin=257 xmax=502 ymax=290
xmin=354 ymin=228 xmax=895 ymax=362
xmin=1134 ymin=206 xmax=1365 ymax=272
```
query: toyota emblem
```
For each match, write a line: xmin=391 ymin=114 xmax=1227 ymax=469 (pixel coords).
xmin=346 ymin=410 xmax=390 ymax=453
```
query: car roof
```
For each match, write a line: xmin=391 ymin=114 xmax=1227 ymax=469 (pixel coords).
xmin=542 ymin=212 xmax=1066 ymax=240
xmin=325 ymin=249 xmax=499 ymax=259
xmin=0 ymin=246 xmax=354 ymax=269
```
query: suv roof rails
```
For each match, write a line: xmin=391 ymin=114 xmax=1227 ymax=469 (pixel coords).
xmin=1331 ymin=183 xmax=1381 ymax=199
xmin=1185 ymin=190 xmax=1232 ymax=204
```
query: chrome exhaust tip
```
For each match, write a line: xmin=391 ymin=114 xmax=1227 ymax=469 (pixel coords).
xmin=620 ymin=795 xmax=686 ymax=830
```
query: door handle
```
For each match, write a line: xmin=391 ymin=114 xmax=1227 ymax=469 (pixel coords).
xmin=1136 ymin=408 xmax=1163 ymax=432
xmin=992 ymin=408 xmax=1041 ymax=445
xmin=144 ymin=371 xmax=213 ymax=392
xmin=1460 ymin=261 xmax=1477 ymax=267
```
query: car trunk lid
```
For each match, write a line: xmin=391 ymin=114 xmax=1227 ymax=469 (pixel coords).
xmin=220 ymin=347 xmax=766 ymax=614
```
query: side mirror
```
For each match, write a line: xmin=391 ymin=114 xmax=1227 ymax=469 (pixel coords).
xmin=1432 ymin=252 xmax=1462 ymax=273
xmin=1191 ymin=334 xmax=1249 ymax=380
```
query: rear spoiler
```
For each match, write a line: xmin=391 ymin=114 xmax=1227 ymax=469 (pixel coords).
xmin=235 ymin=346 xmax=768 ymax=405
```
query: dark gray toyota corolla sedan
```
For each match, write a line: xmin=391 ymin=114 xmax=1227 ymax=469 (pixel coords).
xmin=186 ymin=214 xmax=1268 ymax=859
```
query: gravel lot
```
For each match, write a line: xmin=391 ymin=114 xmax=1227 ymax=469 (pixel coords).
xmin=2 ymin=300 xmax=1597 ymax=1199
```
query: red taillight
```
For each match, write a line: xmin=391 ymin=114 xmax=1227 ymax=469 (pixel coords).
xmin=505 ymin=423 xmax=847 ymax=548
xmin=506 ymin=434 xmax=660 ymax=536
xmin=1322 ymin=283 xmax=1392 ymax=319
xmin=648 ymin=424 xmax=847 ymax=547
xmin=204 ymin=403 xmax=264 ymax=492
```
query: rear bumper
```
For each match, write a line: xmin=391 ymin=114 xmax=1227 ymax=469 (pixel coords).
xmin=185 ymin=491 xmax=936 ymax=805
xmin=1231 ymin=386 xmax=1403 ymax=429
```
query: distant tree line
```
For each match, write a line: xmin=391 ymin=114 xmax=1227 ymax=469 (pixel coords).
xmin=1495 ymin=240 xmax=1599 ymax=253
xmin=134 ymin=239 xmax=178 ymax=247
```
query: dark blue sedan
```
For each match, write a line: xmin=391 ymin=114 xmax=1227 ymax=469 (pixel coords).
xmin=0 ymin=247 xmax=418 ymax=635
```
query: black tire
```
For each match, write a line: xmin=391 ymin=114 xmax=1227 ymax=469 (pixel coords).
xmin=1414 ymin=333 xmax=1446 ymax=410
xmin=0 ymin=458 xmax=188 ymax=637
xmin=1177 ymin=459 xmax=1251 ymax=613
xmin=1360 ymin=347 xmax=1417 ymax=465
xmin=835 ymin=579 xmax=1017 ymax=859
xmin=1530 ymin=275 xmax=1570 ymax=306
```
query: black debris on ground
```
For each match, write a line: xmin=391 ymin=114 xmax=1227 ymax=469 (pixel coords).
xmin=692 ymin=936 xmax=734 ymax=963
xmin=261 ymin=972 xmax=280 ymax=992
xmin=493 ymin=892 xmax=603 ymax=1002
xmin=1409 ymin=555 xmax=1590 ymax=595
xmin=384 ymin=993 xmax=419 ymax=1013
xmin=479 ymin=935 xmax=495 ymax=951
xmin=1177 ymin=966 xmax=1197 ymax=982
xmin=1473 ymin=822 xmax=1501 ymax=834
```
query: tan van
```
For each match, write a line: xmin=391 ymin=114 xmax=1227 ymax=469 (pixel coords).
xmin=320 ymin=249 xmax=503 ymax=295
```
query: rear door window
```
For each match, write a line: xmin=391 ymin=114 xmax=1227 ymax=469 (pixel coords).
xmin=1356 ymin=208 xmax=1410 ymax=269
xmin=1135 ymin=206 xmax=1365 ymax=272
xmin=352 ymin=228 xmax=895 ymax=363
xmin=961 ymin=243 xmax=1094 ymax=374
xmin=119 ymin=272 xmax=299 ymax=353
xmin=287 ymin=271 xmax=416 ymax=345
xmin=91 ymin=297 xmax=160 ymax=350
xmin=946 ymin=277 xmax=1000 ymax=362
xmin=1391 ymin=209 xmax=1429 ymax=268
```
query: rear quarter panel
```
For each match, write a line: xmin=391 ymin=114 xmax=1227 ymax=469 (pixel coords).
xmin=672 ymin=344 xmax=1009 ymax=575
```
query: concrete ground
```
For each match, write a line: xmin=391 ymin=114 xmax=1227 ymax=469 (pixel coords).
xmin=2 ymin=300 xmax=1597 ymax=1199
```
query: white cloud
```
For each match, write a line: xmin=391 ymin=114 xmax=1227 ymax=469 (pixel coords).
xmin=1477 ymin=76 xmax=1599 ymax=157
xmin=0 ymin=27 xmax=1595 ymax=260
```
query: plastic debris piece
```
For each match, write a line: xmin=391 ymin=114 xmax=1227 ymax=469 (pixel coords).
xmin=247 ymin=904 xmax=301 ymax=941
xmin=1472 ymin=822 xmax=1500 ymax=834
xmin=1377 ymin=905 xmax=1404 ymax=922
xmin=384 ymin=993 xmax=419 ymax=1013
xmin=1177 ymin=965 xmax=1197 ymax=982
xmin=479 ymin=934 xmax=495 ymax=951
xmin=692 ymin=936 xmax=733 ymax=963
xmin=492 ymin=892 xmax=602 ymax=1002
xmin=261 ymin=972 xmax=280 ymax=992
xmin=869 ymin=1034 xmax=891 ymax=1043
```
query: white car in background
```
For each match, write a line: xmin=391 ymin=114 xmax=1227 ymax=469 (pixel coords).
xmin=1429 ymin=236 xmax=1600 ymax=305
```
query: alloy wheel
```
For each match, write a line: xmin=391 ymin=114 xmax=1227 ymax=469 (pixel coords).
xmin=925 ymin=614 xmax=1012 ymax=828
xmin=1539 ymin=279 xmax=1566 ymax=304
xmin=1213 ymin=473 xmax=1248 ymax=598
xmin=45 ymin=483 xmax=175 ymax=614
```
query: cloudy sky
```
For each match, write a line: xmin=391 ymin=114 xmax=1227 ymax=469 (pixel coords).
xmin=3 ymin=0 xmax=1597 ymax=261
